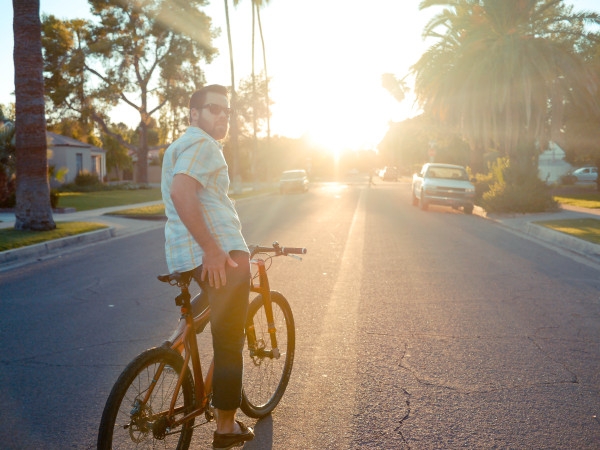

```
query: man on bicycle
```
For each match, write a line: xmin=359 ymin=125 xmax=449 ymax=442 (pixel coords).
xmin=161 ymin=84 xmax=254 ymax=449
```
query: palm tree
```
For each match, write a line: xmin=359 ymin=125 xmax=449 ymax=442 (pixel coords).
xmin=12 ymin=0 xmax=55 ymax=230
xmin=412 ymin=0 xmax=600 ymax=176
xmin=224 ymin=0 xmax=242 ymax=193
xmin=234 ymin=0 xmax=272 ymax=186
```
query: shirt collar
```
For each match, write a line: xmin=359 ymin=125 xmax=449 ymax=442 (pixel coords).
xmin=186 ymin=126 xmax=223 ymax=149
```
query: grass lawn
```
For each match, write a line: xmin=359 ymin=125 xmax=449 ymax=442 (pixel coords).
xmin=106 ymin=204 xmax=165 ymax=217
xmin=105 ymin=186 xmax=276 ymax=218
xmin=534 ymin=218 xmax=600 ymax=245
xmin=553 ymin=185 xmax=600 ymax=209
xmin=57 ymin=188 xmax=163 ymax=211
xmin=0 ymin=222 xmax=109 ymax=252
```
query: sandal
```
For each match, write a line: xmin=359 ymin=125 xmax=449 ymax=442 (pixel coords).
xmin=212 ymin=420 xmax=255 ymax=449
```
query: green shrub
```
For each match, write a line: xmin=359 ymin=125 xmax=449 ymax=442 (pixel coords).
xmin=59 ymin=181 xmax=151 ymax=193
xmin=560 ymin=174 xmax=577 ymax=185
xmin=481 ymin=176 xmax=558 ymax=213
xmin=472 ymin=157 xmax=509 ymax=203
xmin=50 ymin=189 xmax=60 ymax=209
xmin=74 ymin=171 xmax=100 ymax=187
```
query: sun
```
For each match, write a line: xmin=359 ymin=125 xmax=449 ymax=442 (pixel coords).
xmin=270 ymin=74 xmax=404 ymax=157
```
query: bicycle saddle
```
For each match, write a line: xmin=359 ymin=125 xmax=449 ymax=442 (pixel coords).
xmin=157 ymin=271 xmax=193 ymax=284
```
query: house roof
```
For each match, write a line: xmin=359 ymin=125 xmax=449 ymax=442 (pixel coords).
xmin=47 ymin=131 xmax=106 ymax=153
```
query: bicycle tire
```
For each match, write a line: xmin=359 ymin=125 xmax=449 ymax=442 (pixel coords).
xmin=98 ymin=347 xmax=195 ymax=449
xmin=241 ymin=291 xmax=295 ymax=418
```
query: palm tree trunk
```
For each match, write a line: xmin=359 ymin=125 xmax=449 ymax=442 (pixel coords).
xmin=256 ymin=5 xmax=271 ymax=179
xmin=224 ymin=0 xmax=241 ymax=194
xmin=251 ymin=2 xmax=258 ymax=189
xmin=13 ymin=0 xmax=55 ymax=230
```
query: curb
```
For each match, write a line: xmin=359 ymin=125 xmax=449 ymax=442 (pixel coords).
xmin=0 ymin=227 xmax=116 ymax=266
xmin=523 ymin=221 xmax=600 ymax=259
xmin=474 ymin=206 xmax=600 ymax=260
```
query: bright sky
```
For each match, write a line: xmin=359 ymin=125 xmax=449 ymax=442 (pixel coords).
xmin=2 ymin=0 xmax=599 ymax=152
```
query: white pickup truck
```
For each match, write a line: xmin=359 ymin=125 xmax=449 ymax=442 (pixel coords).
xmin=412 ymin=163 xmax=475 ymax=214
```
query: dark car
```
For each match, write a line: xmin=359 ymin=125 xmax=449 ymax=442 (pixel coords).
xmin=279 ymin=169 xmax=309 ymax=194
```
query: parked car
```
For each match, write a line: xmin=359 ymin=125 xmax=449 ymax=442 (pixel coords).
xmin=381 ymin=166 xmax=399 ymax=181
xmin=279 ymin=169 xmax=309 ymax=193
xmin=571 ymin=166 xmax=598 ymax=182
xmin=412 ymin=163 xmax=475 ymax=214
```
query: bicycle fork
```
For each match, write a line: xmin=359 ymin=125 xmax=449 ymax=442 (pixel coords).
xmin=249 ymin=258 xmax=280 ymax=358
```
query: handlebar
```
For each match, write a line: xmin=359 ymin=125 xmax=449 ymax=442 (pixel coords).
xmin=249 ymin=241 xmax=307 ymax=258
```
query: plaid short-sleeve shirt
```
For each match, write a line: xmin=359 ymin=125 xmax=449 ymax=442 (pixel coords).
xmin=161 ymin=127 xmax=248 ymax=273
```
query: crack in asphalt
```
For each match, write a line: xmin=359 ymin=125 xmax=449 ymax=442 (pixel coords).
xmin=395 ymin=343 xmax=412 ymax=448
xmin=528 ymin=336 xmax=579 ymax=384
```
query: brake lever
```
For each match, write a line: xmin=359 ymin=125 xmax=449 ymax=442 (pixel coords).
xmin=288 ymin=254 xmax=303 ymax=261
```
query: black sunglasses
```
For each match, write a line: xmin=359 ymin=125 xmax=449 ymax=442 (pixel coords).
xmin=201 ymin=103 xmax=232 ymax=117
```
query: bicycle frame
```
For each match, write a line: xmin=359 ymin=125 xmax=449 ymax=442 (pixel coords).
xmin=140 ymin=257 xmax=277 ymax=429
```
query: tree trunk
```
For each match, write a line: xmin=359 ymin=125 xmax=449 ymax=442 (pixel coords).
xmin=13 ymin=0 xmax=55 ymax=230
xmin=468 ymin=140 xmax=484 ymax=175
xmin=595 ymin=157 xmax=600 ymax=192
xmin=256 ymin=6 xmax=271 ymax=181
xmin=251 ymin=3 xmax=258 ymax=188
xmin=136 ymin=121 xmax=149 ymax=185
xmin=224 ymin=0 xmax=241 ymax=194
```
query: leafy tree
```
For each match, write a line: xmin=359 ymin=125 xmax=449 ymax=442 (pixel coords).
xmin=379 ymin=114 xmax=469 ymax=170
xmin=102 ymin=122 xmax=133 ymax=181
xmin=12 ymin=0 xmax=55 ymax=230
xmin=42 ymin=0 xmax=219 ymax=184
xmin=412 ymin=0 xmax=600 ymax=178
xmin=382 ymin=73 xmax=408 ymax=103
xmin=561 ymin=37 xmax=600 ymax=191
xmin=47 ymin=117 xmax=101 ymax=147
xmin=236 ymin=73 xmax=272 ymax=136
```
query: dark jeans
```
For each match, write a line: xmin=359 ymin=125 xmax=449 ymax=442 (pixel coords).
xmin=191 ymin=250 xmax=250 ymax=411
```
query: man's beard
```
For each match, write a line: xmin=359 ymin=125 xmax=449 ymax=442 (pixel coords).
xmin=211 ymin=123 xmax=228 ymax=140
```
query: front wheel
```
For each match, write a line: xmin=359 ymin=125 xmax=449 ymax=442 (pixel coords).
xmin=241 ymin=291 xmax=295 ymax=418
xmin=98 ymin=347 xmax=195 ymax=450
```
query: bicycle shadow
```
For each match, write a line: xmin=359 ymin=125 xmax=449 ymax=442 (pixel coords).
xmin=244 ymin=415 xmax=273 ymax=449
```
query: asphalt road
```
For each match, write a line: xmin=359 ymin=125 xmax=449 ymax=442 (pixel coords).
xmin=1 ymin=181 xmax=599 ymax=449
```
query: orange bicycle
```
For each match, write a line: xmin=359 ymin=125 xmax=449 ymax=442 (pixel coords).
xmin=97 ymin=242 xmax=305 ymax=449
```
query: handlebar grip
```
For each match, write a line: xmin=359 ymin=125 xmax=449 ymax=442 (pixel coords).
xmin=282 ymin=247 xmax=307 ymax=255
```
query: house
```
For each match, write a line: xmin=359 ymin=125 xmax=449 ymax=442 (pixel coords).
xmin=47 ymin=131 xmax=106 ymax=185
xmin=538 ymin=141 xmax=573 ymax=184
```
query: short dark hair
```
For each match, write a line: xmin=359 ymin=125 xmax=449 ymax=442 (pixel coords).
xmin=189 ymin=84 xmax=229 ymax=112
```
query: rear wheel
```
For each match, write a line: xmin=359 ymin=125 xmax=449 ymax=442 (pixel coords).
xmin=241 ymin=291 xmax=295 ymax=418
xmin=98 ymin=347 xmax=195 ymax=450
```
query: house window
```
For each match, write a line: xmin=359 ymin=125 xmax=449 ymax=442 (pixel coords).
xmin=76 ymin=153 xmax=83 ymax=174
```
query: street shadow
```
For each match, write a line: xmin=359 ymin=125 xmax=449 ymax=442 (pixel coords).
xmin=243 ymin=415 xmax=273 ymax=449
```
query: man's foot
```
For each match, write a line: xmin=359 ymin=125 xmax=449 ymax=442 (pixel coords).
xmin=212 ymin=420 xmax=254 ymax=449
